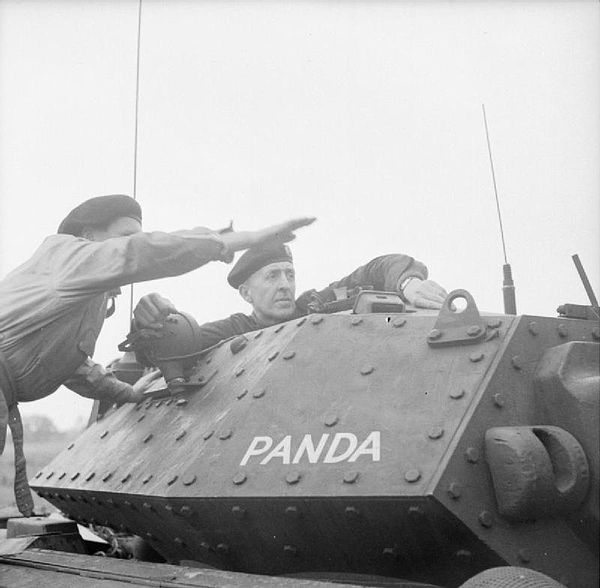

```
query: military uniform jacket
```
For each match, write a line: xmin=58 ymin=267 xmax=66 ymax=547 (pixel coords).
xmin=195 ymin=254 xmax=427 ymax=352
xmin=0 ymin=229 xmax=228 ymax=404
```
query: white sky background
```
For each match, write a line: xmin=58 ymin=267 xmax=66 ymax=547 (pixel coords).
xmin=0 ymin=0 xmax=598 ymax=430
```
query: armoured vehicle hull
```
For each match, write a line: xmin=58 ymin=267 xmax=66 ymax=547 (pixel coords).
xmin=11 ymin=291 xmax=600 ymax=586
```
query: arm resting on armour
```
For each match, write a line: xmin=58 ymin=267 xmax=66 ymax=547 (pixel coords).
xmin=51 ymin=229 xmax=229 ymax=296
xmin=297 ymin=254 xmax=428 ymax=309
xmin=63 ymin=358 xmax=138 ymax=404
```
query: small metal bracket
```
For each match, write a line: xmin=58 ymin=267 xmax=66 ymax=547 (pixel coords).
xmin=427 ymin=289 xmax=486 ymax=348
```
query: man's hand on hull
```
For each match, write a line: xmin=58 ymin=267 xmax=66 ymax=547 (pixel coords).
xmin=130 ymin=369 xmax=163 ymax=401
xmin=220 ymin=217 xmax=316 ymax=252
xmin=402 ymin=278 xmax=448 ymax=310
xmin=134 ymin=293 xmax=178 ymax=329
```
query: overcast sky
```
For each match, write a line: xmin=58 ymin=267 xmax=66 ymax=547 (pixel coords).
xmin=0 ymin=0 xmax=598 ymax=429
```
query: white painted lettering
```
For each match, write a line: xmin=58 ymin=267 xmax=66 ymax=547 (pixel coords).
xmin=292 ymin=434 xmax=329 ymax=464
xmin=349 ymin=431 xmax=380 ymax=462
xmin=324 ymin=433 xmax=358 ymax=463
xmin=240 ymin=436 xmax=273 ymax=466
xmin=260 ymin=435 xmax=292 ymax=465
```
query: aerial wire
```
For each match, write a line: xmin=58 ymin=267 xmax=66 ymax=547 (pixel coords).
xmin=482 ymin=104 xmax=516 ymax=314
xmin=129 ymin=0 xmax=143 ymax=322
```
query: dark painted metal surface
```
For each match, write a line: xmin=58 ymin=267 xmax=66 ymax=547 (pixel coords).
xmin=27 ymin=294 xmax=599 ymax=588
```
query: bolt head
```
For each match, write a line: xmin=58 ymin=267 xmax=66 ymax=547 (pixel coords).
xmin=557 ymin=323 xmax=568 ymax=338
xmin=465 ymin=447 xmax=480 ymax=463
xmin=493 ymin=393 xmax=505 ymax=408
xmin=450 ymin=389 xmax=466 ymax=399
xmin=351 ymin=317 xmax=363 ymax=326
xmin=286 ymin=471 xmax=301 ymax=485
xmin=478 ymin=510 xmax=493 ymax=528
xmin=518 ymin=548 xmax=531 ymax=563
xmin=528 ymin=321 xmax=539 ymax=335
xmin=447 ymin=482 xmax=462 ymax=499
xmin=343 ymin=471 xmax=359 ymax=484
xmin=428 ymin=329 xmax=442 ymax=340
xmin=511 ymin=355 xmax=522 ymax=370
xmin=427 ymin=427 xmax=444 ymax=440
xmin=469 ymin=351 xmax=484 ymax=363
xmin=360 ymin=365 xmax=375 ymax=375
xmin=467 ymin=325 xmax=481 ymax=337
xmin=233 ymin=472 xmax=247 ymax=485
xmin=404 ymin=469 xmax=421 ymax=483
xmin=393 ymin=318 xmax=406 ymax=328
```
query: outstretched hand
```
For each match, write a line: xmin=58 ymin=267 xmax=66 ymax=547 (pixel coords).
xmin=130 ymin=369 xmax=163 ymax=401
xmin=402 ymin=278 xmax=448 ymax=310
xmin=134 ymin=293 xmax=178 ymax=329
xmin=220 ymin=217 xmax=316 ymax=253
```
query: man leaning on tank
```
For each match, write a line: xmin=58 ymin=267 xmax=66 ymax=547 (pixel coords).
xmin=133 ymin=242 xmax=449 ymax=353
xmin=0 ymin=194 xmax=314 ymax=515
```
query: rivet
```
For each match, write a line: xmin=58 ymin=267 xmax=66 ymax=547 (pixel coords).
xmin=297 ymin=317 xmax=307 ymax=326
xmin=467 ymin=325 xmax=481 ymax=337
xmin=487 ymin=319 xmax=502 ymax=329
xmin=275 ymin=324 xmax=285 ymax=333
xmin=518 ymin=548 xmax=531 ymax=563
xmin=155 ymin=400 xmax=163 ymax=407
xmin=360 ymin=365 xmax=374 ymax=375
xmin=176 ymin=398 xmax=188 ymax=407
xmin=203 ymin=430 xmax=214 ymax=440
xmin=58 ymin=472 xmax=66 ymax=480
xmin=252 ymin=388 xmax=266 ymax=399
xmin=196 ymin=375 xmax=206 ymax=385
xmin=102 ymin=472 xmax=113 ymax=482
xmin=143 ymin=502 xmax=154 ymax=511
xmin=217 ymin=543 xmax=229 ymax=554
xmin=447 ymin=482 xmax=462 ymax=499
xmin=179 ymin=505 xmax=192 ymax=517
xmin=324 ymin=414 xmax=338 ymax=427
xmin=254 ymin=330 xmax=263 ymax=339
xmin=35 ymin=472 xmax=43 ymax=479
xmin=345 ymin=506 xmax=360 ymax=518
xmin=46 ymin=471 xmax=54 ymax=479
xmin=232 ymin=505 xmax=246 ymax=518
xmin=592 ymin=327 xmax=599 ymax=341
xmin=165 ymin=504 xmax=173 ymax=512
xmin=343 ymin=471 xmax=359 ymax=484
xmin=427 ymin=427 xmax=444 ymax=440
xmin=311 ymin=315 xmax=324 ymax=325
xmin=235 ymin=367 xmax=245 ymax=377
xmin=100 ymin=430 xmax=109 ymax=439
xmin=175 ymin=430 xmax=187 ymax=441
xmin=233 ymin=472 xmax=247 ymax=485
xmin=283 ymin=351 xmax=296 ymax=360
xmin=493 ymin=393 xmax=505 ymax=408
xmin=528 ymin=321 xmax=539 ymax=335
xmin=465 ymin=447 xmax=480 ymax=463
xmin=268 ymin=351 xmax=279 ymax=362
xmin=174 ymin=537 xmax=184 ymax=546
xmin=121 ymin=473 xmax=131 ymax=483
xmin=404 ymin=469 xmax=421 ymax=483
xmin=145 ymin=532 xmax=155 ymax=540
xmin=450 ymin=389 xmax=465 ymax=399
xmin=283 ymin=544 xmax=297 ymax=556
xmin=165 ymin=398 xmax=173 ymax=406
xmin=143 ymin=433 xmax=153 ymax=443
xmin=455 ymin=549 xmax=472 ymax=562
xmin=137 ymin=414 xmax=146 ymax=422
xmin=182 ymin=474 xmax=197 ymax=486
xmin=67 ymin=443 xmax=74 ymax=450
xmin=351 ymin=317 xmax=363 ymax=326
xmin=285 ymin=506 xmax=300 ymax=518
xmin=237 ymin=389 xmax=248 ymax=399
xmin=469 ymin=352 xmax=484 ymax=363
xmin=143 ymin=474 xmax=153 ymax=484
xmin=478 ymin=510 xmax=493 ymax=528
xmin=219 ymin=429 xmax=233 ymax=440
xmin=70 ymin=472 xmax=80 ymax=481
xmin=200 ymin=541 xmax=210 ymax=552
xmin=230 ymin=336 xmax=248 ymax=354
xmin=557 ymin=324 xmax=568 ymax=338
xmin=511 ymin=355 xmax=522 ymax=370
xmin=167 ymin=475 xmax=178 ymax=486
xmin=428 ymin=329 xmax=442 ymax=340
xmin=286 ymin=472 xmax=301 ymax=485
xmin=393 ymin=318 xmax=406 ymax=328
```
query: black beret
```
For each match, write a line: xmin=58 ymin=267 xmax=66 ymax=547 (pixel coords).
xmin=227 ymin=242 xmax=293 ymax=288
xmin=57 ymin=194 xmax=142 ymax=236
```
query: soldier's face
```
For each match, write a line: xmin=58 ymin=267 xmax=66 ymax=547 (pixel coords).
xmin=86 ymin=216 xmax=142 ymax=241
xmin=241 ymin=261 xmax=296 ymax=326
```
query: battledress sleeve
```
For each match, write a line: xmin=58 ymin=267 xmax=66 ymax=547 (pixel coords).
xmin=296 ymin=254 xmax=428 ymax=310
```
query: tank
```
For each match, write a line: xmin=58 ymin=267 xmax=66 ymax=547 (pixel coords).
xmin=22 ymin=289 xmax=600 ymax=587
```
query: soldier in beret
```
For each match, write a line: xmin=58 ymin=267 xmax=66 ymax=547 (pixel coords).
xmin=0 ymin=193 xmax=314 ymax=514
xmin=134 ymin=243 xmax=448 ymax=352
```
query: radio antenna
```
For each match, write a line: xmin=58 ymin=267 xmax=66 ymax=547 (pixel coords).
xmin=129 ymin=0 xmax=143 ymax=322
xmin=482 ymin=104 xmax=516 ymax=314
